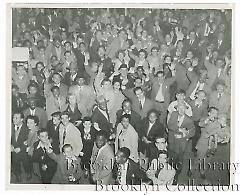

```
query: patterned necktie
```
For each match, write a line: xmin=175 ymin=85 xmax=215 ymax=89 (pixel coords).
xmin=63 ymin=128 xmax=67 ymax=145
xmin=117 ymin=164 xmax=122 ymax=184
xmin=139 ymin=100 xmax=142 ymax=110
xmin=15 ymin=126 xmax=20 ymax=141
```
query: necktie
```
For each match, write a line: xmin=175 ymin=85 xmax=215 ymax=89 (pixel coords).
xmin=218 ymin=93 xmax=222 ymax=101
xmin=155 ymin=163 xmax=164 ymax=178
xmin=117 ymin=164 xmax=122 ymax=184
xmin=63 ymin=128 xmax=67 ymax=145
xmin=15 ymin=126 xmax=20 ymax=141
xmin=118 ymin=130 xmax=123 ymax=149
xmin=139 ymin=100 xmax=142 ymax=110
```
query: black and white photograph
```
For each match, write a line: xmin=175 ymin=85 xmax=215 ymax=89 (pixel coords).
xmin=5 ymin=2 xmax=236 ymax=191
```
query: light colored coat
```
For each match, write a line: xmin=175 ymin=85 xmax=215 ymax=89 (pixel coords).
xmin=59 ymin=122 xmax=83 ymax=156
xmin=90 ymin=143 xmax=115 ymax=185
xmin=68 ymin=85 xmax=96 ymax=117
xmin=115 ymin=123 xmax=139 ymax=163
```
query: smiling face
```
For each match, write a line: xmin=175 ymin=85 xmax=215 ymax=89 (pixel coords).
xmin=38 ymin=132 xmax=49 ymax=143
xmin=121 ymin=117 xmax=130 ymax=129
xmin=27 ymin=118 xmax=37 ymax=130
xmin=148 ymin=112 xmax=157 ymax=123
xmin=61 ymin=114 xmax=70 ymax=126
xmin=123 ymin=101 xmax=131 ymax=113
xmin=13 ymin=113 xmax=23 ymax=126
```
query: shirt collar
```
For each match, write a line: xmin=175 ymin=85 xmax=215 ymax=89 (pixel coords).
xmin=37 ymin=141 xmax=52 ymax=150
xmin=15 ymin=124 xmax=22 ymax=131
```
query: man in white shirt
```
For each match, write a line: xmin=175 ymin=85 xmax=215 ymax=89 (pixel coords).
xmin=115 ymin=114 xmax=139 ymax=163
xmin=59 ymin=111 xmax=83 ymax=156
xmin=167 ymin=89 xmax=192 ymax=122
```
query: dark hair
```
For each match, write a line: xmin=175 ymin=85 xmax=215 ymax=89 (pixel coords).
xmin=122 ymin=98 xmax=132 ymax=106
xmin=156 ymin=70 xmax=164 ymax=76
xmin=151 ymin=46 xmax=159 ymax=52
xmin=36 ymin=61 xmax=44 ymax=67
xmin=134 ymin=77 xmax=142 ymax=82
xmin=82 ymin=116 xmax=92 ymax=123
xmin=79 ymin=42 xmax=86 ymax=47
xmin=61 ymin=111 xmax=70 ymax=117
xmin=12 ymin=84 xmax=19 ymax=90
xmin=120 ymin=114 xmax=131 ymax=122
xmin=37 ymin=129 xmax=48 ymax=136
xmin=163 ymin=55 xmax=173 ymax=62
xmin=138 ymin=49 xmax=147 ymax=58
xmin=62 ymin=144 xmax=73 ymax=153
xmin=133 ymin=86 xmax=143 ymax=94
xmin=13 ymin=112 xmax=24 ymax=119
xmin=51 ymin=111 xmax=61 ymax=117
xmin=64 ymin=41 xmax=72 ymax=47
xmin=51 ymin=86 xmax=60 ymax=92
xmin=95 ymin=130 xmax=107 ymax=139
xmin=176 ymin=89 xmax=186 ymax=96
xmin=147 ymin=109 xmax=159 ymax=118
xmin=26 ymin=115 xmax=39 ymax=126
xmin=118 ymin=147 xmax=131 ymax=159
xmin=157 ymin=150 xmax=168 ymax=158
xmin=208 ymin=107 xmax=219 ymax=113
xmin=27 ymin=83 xmax=38 ymax=92
xmin=64 ymin=50 xmax=71 ymax=56
xmin=101 ymin=78 xmax=111 ymax=86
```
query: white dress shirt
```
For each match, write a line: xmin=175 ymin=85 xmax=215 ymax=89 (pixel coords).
xmin=190 ymin=81 xmax=205 ymax=100
xmin=155 ymin=83 xmax=164 ymax=102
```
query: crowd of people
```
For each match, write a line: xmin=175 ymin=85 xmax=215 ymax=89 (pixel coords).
xmin=11 ymin=8 xmax=231 ymax=185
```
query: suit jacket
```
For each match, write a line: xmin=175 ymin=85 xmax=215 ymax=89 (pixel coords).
xmin=209 ymin=91 xmax=231 ymax=115
xmin=23 ymin=107 xmax=48 ymax=129
xmin=46 ymin=95 xmax=67 ymax=120
xmin=59 ymin=123 xmax=83 ymax=156
xmin=68 ymin=85 xmax=96 ymax=117
xmin=175 ymin=63 xmax=190 ymax=91
xmin=186 ymin=72 xmax=212 ymax=98
xmin=91 ymin=107 xmax=112 ymax=136
xmin=64 ymin=104 xmax=82 ymax=124
xmin=116 ymin=109 xmax=142 ymax=132
xmin=151 ymin=76 xmax=176 ymax=108
xmin=115 ymin=123 xmax=139 ymax=162
xmin=12 ymin=93 xmax=27 ymax=113
xmin=140 ymin=118 xmax=165 ymax=140
xmin=213 ymin=38 xmax=230 ymax=56
xmin=90 ymin=143 xmax=115 ymax=185
xmin=79 ymin=126 xmax=97 ymax=165
xmin=132 ymin=97 xmax=155 ymax=119
xmin=63 ymin=72 xmax=80 ymax=87
xmin=11 ymin=123 xmax=29 ymax=153
xmin=187 ymin=98 xmax=208 ymax=122
xmin=32 ymin=140 xmax=57 ymax=180
xmin=113 ymin=74 xmax=135 ymax=90
xmin=139 ymin=118 xmax=165 ymax=156
xmin=183 ymin=38 xmax=199 ymax=54
xmin=112 ymin=159 xmax=148 ymax=185
xmin=47 ymin=152 xmax=82 ymax=184
xmin=74 ymin=49 xmax=86 ymax=73
xmin=204 ymin=58 xmax=218 ymax=89
xmin=167 ymin=112 xmax=195 ymax=153
xmin=46 ymin=120 xmax=60 ymax=154
xmin=44 ymin=82 xmax=69 ymax=98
